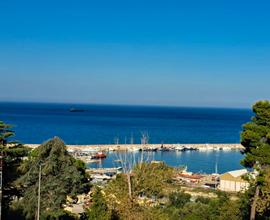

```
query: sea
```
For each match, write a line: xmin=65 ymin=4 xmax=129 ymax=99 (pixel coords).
xmin=0 ymin=102 xmax=253 ymax=173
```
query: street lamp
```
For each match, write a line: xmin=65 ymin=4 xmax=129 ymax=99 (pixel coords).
xmin=37 ymin=162 xmax=44 ymax=220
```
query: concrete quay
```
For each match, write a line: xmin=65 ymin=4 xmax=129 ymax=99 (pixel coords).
xmin=26 ymin=143 xmax=244 ymax=152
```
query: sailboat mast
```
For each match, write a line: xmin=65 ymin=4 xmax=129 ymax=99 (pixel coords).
xmin=130 ymin=133 xmax=134 ymax=145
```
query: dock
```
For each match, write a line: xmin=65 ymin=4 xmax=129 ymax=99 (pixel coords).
xmin=26 ymin=143 xmax=244 ymax=152
xmin=86 ymin=167 xmax=122 ymax=174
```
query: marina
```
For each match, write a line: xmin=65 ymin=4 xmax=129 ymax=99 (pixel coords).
xmin=27 ymin=143 xmax=244 ymax=152
xmin=86 ymin=150 xmax=244 ymax=174
xmin=26 ymin=143 xmax=244 ymax=174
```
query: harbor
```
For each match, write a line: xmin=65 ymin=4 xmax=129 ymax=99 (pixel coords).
xmin=26 ymin=143 xmax=245 ymax=174
xmin=27 ymin=143 xmax=244 ymax=152
xmin=86 ymin=149 xmax=244 ymax=174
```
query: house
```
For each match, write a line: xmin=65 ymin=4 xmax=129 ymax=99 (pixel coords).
xmin=219 ymin=169 xmax=249 ymax=192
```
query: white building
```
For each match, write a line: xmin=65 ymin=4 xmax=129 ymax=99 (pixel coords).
xmin=219 ymin=169 xmax=249 ymax=192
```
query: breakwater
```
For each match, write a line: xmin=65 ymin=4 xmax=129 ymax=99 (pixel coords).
xmin=26 ymin=143 xmax=244 ymax=151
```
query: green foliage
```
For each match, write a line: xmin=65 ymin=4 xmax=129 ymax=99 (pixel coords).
xmin=168 ymin=191 xmax=191 ymax=208
xmin=0 ymin=120 xmax=30 ymax=219
xmin=103 ymin=163 xmax=174 ymax=220
xmin=88 ymin=158 xmax=247 ymax=220
xmin=75 ymin=158 xmax=87 ymax=175
xmin=178 ymin=202 xmax=214 ymax=220
xmin=175 ymin=195 xmax=242 ymax=220
xmin=132 ymin=162 xmax=174 ymax=198
xmin=105 ymin=174 xmax=129 ymax=202
xmin=241 ymin=100 xmax=270 ymax=168
xmin=195 ymin=196 xmax=211 ymax=204
xmin=40 ymin=210 xmax=78 ymax=220
xmin=238 ymin=186 xmax=254 ymax=219
xmin=15 ymin=137 xmax=90 ymax=220
xmin=103 ymin=162 xmax=244 ymax=220
xmin=241 ymin=100 xmax=270 ymax=217
xmin=87 ymin=187 xmax=117 ymax=220
xmin=0 ymin=120 xmax=14 ymax=145
xmin=217 ymin=200 xmax=242 ymax=220
xmin=104 ymin=174 xmax=133 ymax=219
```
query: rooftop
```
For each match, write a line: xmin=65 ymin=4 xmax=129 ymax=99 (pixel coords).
xmin=227 ymin=169 xmax=248 ymax=178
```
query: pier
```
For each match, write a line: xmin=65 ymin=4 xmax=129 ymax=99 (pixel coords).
xmin=26 ymin=143 xmax=244 ymax=151
xmin=86 ymin=167 xmax=122 ymax=174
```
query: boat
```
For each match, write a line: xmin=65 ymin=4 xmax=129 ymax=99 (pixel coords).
xmin=159 ymin=146 xmax=170 ymax=151
xmin=91 ymin=152 xmax=107 ymax=159
xmin=221 ymin=146 xmax=231 ymax=151
xmin=175 ymin=146 xmax=185 ymax=151
xmin=143 ymin=147 xmax=158 ymax=152
xmin=69 ymin=108 xmax=85 ymax=112
xmin=129 ymin=147 xmax=141 ymax=152
xmin=82 ymin=148 xmax=99 ymax=153
xmin=185 ymin=146 xmax=198 ymax=151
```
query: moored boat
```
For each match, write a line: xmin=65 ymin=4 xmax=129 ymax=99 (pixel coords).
xmin=175 ymin=146 xmax=185 ymax=151
xmin=91 ymin=152 xmax=107 ymax=159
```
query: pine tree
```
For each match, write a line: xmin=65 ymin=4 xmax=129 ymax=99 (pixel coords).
xmin=241 ymin=100 xmax=270 ymax=219
xmin=87 ymin=187 xmax=114 ymax=220
xmin=15 ymin=137 xmax=90 ymax=219
xmin=0 ymin=120 xmax=30 ymax=219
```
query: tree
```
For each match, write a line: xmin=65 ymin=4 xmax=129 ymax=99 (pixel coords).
xmin=104 ymin=174 xmax=136 ymax=219
xmin=168 ymin=191 xmax=191 ymax=208
xmin=103 ymin=162 xmax=174 ymax=220
xmin=176 ymin=193 xmax=242 ymax=220
xmin=87 ymin=187 xmax=118 ymax=220
xmin=217 ymin=200 xmax=242 ymax=220
xmin=241 ymin=100 xmax=270 ymax=219
xmin=15 ymin=137 xmax=90 ymax=219
xmin=0 ymin=121 xmax=14 ymax=146
xmin=132 ymin=162 xmax=174 ymax=198
xmin=0 ymin=120 xmax=30 ymax=219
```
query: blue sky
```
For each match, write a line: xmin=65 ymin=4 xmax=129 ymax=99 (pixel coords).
xmin=0 ymin=0 xmax=269 ymax=108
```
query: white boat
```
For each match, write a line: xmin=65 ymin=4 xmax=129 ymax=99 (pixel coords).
xmin=222 ymin=147 xmax=231 ymax=151
xmin=198 ymin=146 xmax=213 ymax=151
xmin=129 ymin=147 xmax=141 ymax=152
xmin=91 ymin=174 xmax=112 ymax=180
xmin=82 ymin=148 xmax=99 ymax=153
xmin=175 ymin=146 xmax=185 ymax=151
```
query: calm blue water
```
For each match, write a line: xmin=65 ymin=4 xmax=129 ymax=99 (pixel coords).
xmin=0 ymin=102 xmax=252 ymax=172
xmin=0 ymin=102 xmax=252 ymax=145
xmin=89 ymin=150 xmax=244 ymax=174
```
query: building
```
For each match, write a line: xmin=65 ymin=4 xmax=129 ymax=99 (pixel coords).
xmin=175 ymin=169 xmax=205 ymax=185
xmin=219 ymin=169 xmax=249 ymax=192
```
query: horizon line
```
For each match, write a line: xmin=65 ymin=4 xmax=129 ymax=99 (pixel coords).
xmin=0 ymin=100 xmax=251 ymax=110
